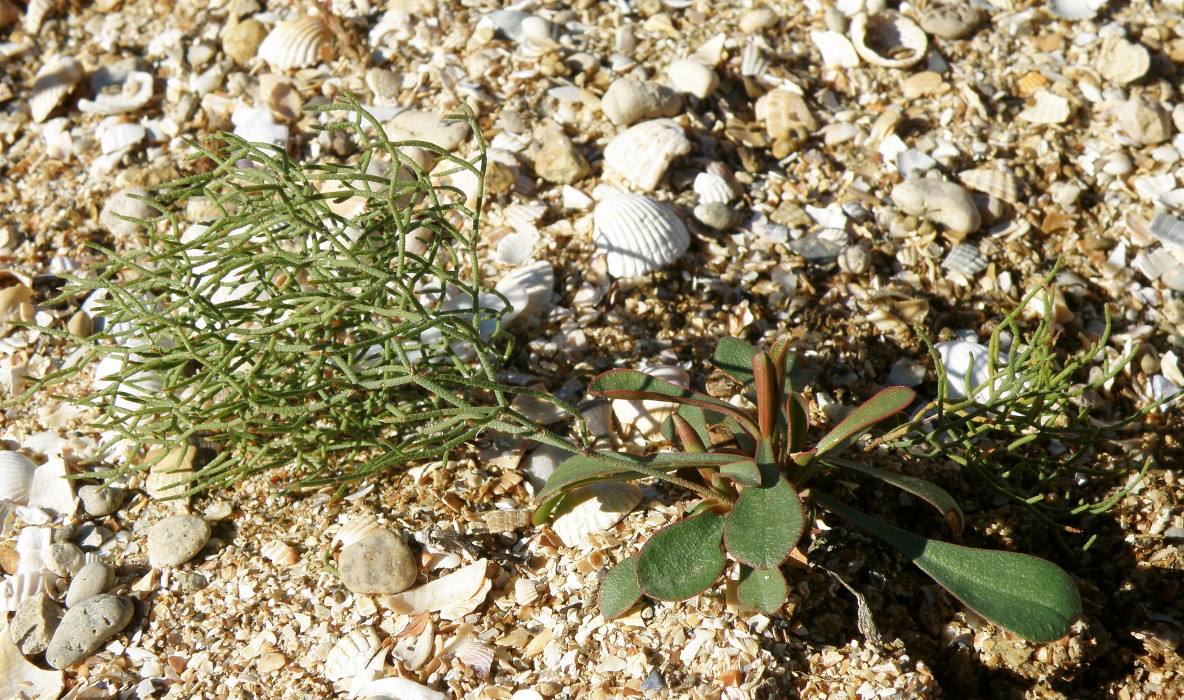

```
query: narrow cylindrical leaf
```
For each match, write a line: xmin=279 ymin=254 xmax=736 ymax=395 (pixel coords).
xmin=671 ymin=414 xmax=707 ymax=452
xmin=599 ymin=555 xmax=644 ymax=619
xmin=752 ymin=352 xmax=779 ymax=439
xmin=738 ymin=565 xmax=788 ymax=615
xmin=637 ymin=511 xmax=727 ymax=601
xmin=724 ymin=476 xmax=805 ymax=569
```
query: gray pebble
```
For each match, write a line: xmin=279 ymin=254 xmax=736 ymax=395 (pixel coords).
xmin=79 ymin=484 xmax=124 ymax=517
xmin=45 ymin=594 xmax=134 ymax=669
xmin=76 ymin=522 xmax=113 ymax=549
xmin=147 ymin=515 xmax=211 ymax=568
xmin=919 ymin=5 xmax=980 ymax=40
xmin=44 ymin=542 xmax=85 ymax=578
xmin=601 ymin=77 xmax=682 ymax=126
xmin=693 ymin=202 xmax=736 ymax=231
xmin=339 ymin=528 xmax=418 ymax=595
xmin=10 ymin=593 xmax=63 ymax=655
xmin=66 ymin=561 xmax=115 ymax=608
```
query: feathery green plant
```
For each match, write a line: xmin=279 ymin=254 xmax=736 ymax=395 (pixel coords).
xmin=13 ymin=96 xmax=582 ymax=495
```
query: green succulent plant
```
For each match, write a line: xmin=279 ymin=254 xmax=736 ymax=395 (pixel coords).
xmin=535 ymin=337 xmax=1082 ymax=643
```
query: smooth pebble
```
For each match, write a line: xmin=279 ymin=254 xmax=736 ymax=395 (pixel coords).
xmin=600 ymin=77 xmax=681 ymax=126
xmin=1120 ymin=95 xmax=1173 ymax=146
xmin=891 ymin=179 xmax=981 ymax=234
xmin=65 ymin=561 xmax=115 ymax=608
xmin=147 ymin=515 xmax=211 ymax=568
xmin=10 ymin=593 xmax=63 ymax=655
xmin=44 ymin=542 xmax=85 ymax=577
xmin=693 ymin=201 xmax=735 ymax=230
xmin=79 ymin=484 xmax=124 ymax=516
xmin=666 ymin=58 xmax=718 ymax=99
xmin=738 ymin=7 xmax=778 ymax=33
xmin=338 ymin=527 xmax=418 ymax=595
xmin=919 ymin=4 xmax=979 ymax=40
xmin=45 ymin=594 xmax=134 ymax=669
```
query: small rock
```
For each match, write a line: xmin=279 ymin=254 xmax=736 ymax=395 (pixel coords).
xmin=44 ymin=542 xmax=85 ymax=578
xmin=532 ymin=124 xmax=590 ymax=184
xmin=10 ymin=593 xmax=63 ymax=656
xmin=147 ymin=515 xmax=211 ymax=568
xmin=693 ymin=202 xmax=735 ymax=230
xmin=891 ymin=179 xmax=981 ymax=235
xmin=100 ymin=188 xmax=156 ymax=240
xmin=919 ymin=4 xmax=979 ymax=40
xmin=223 ymin=18 xmax=268 ymax=64
xmin=338 ymin=528 xmax=418 ymax=595
xmin=600 ymin=78 xmax=681 ymax=126
xmin=79 ymin=485 xmax=124 ymax=517
xmin=1097 ymin=36 xmax=1151 ymax=86
xmin=65 ymin=561 xmax=115 ymax=608
xmin=1120 ymin=95 xmax=1173 ymax=146
xmin=739 ymin=7 xmax=778 ymax=33
xmin=44 ymin=594 xmax=134 ymax=669
xmin=387 ymin=109 xmax=471 ymax=151
xmin=75 ymin=522 xmax=113 ymax=549
xmin=666 ymin=58 xmax=718 ymax=99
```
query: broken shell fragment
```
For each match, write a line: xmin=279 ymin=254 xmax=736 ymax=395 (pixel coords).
xmin=602 ymin=118 xmax=692 ymax=192
xmin=592 ymin=193 xmax=690 ymax=278
xmin=849 ymin=12 xmax=928 ymax=69
xmin=1047 ymin=0 xmax=1107 ymax=21
xmin=958 ymin=167 xmax=1022 ymax=204
xmin=0 ymin=451 xmax=38 ymax=505
xmin=551 ymin=482 xmax=642 ymax=547
xmin=1018 ymin=90 xmax=1073 ymax=125
xmin=29 ymin=56 xmax=82 ymax=123
xmin=1097 ymin=36 xmax=1150 ymax=85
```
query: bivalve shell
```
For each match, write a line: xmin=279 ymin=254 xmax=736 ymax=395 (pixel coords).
xmin=143 ymin=445 xmax=197 ymax=502
xmin=754 ymin=87 xmax=818 ymax=137
xmin=552 ymin=482 xmax=642 ymax=547
xmin=24 ymin=0 xmax=53 ymax=34
xmin=324 ymin=627 xmax=382 ymax=682
xmin=602 ymin=119 xmax=691 ymax=192
xmin=1018 ymin=90 xmax=1073 ymax=125
xmin=849 ymin=12 xmax=928 ymax=69
xmin=1047 ymin=0 xmax=1106 ymax=21
xmin=78 ymin=71 xmax=154 ymax=115
xmin=257 ymin=16 xmax=335 ymax=72
xmin=452 ymin=639 xmax=495 ymax=677
xmin=0 ymin=572 xmax=51 ymax=612
xmin=29 ymin=56 xmax=82 ymax=123
xmin=592 ymin=193 xmax=690 ymax=278
xmin=958 ymin=167 xmax=1022 ymax=204
xmin=332 ymin=515 xmax=382 ymax=550
xmin=942 ymin=243 xmax=989 ymax=276
xmin=810 ymin=30 xmax=860 ymax=69
xmin=514 ymin=578 xmax=540 ymax=606
xmin=611 ymin=364 xmax=690 ymax=440
xmin=694 ymin=171 xmax=737 ymax=205
xmin=0 ymin=451 xmax=37 ymax=505
xmin=1150 ymin=211 xmax=1184 ymax=251
xmin=260 ymin=540 xmax=299 ymax=567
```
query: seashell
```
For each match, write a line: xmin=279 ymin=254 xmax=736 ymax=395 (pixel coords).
xmin=693 ymin=172 xmax=737 ymax=205
xmin=324 ymin=627 xmax=382 ymax=682
xmin=936 ymin=340 xmax=1007 ymax=401
xmin=1097 ymin=36 xmax=1150 ymax=86
xmin=391 ymin=614 xmax=434 ymax=671
xmin=520 ymin=443 xmax=569 ymax=491
xmin=98 ymin=122 xmax=147 ymax=156
xmin=14 ymin=526 xmax=51 ymax=574
xmin=551 ymin=482 xmax=643 ymax=547
xmin=739 ymin=37 xmax=771 ymax=77
xmin=143 ymin=445 xmax=197 ymax=502
xmin=849 ymin=12 xmax=928 ymax=69
xmin=1018 ymin=90 xmax=1072 ymax=125
xmin=0 ymin=451 xmax=37 ymax=505
xmin=365 ymin=66 xmax=401 ymax=107
xmin=333 ymin=515 xmax=382 ymax=550
xmin=514 ymin=578 xmax=540 ymax=606
xmin=28 ymin=458 xmax=76 ymax=518
xmin=755 ymin=86 xmax=817 ymax=141
xmin=477 ymin=10 xmax=552 ymax=45
xmin=1150 ymin=211 xmax=1184 ymax=251
xmin=495 ymin=260 xmax=553 ymax=326
xmin=232 ymin=105 xmax=289 ymax=150
xmin=1047 ymin=0 xmax=1106 ymax=20
xmin=260 ymin=540 xmax=299 ymax=567
xmin=810 ymin=30 xmax=860 ymax=69
xmin=381 ymin=559 xmax=491 ymax=621
xmin=666 ymin=58 xmax=718 ymax=99
xmin=0 ymin=572 xmax=51 ymax=613
xmin=357 ymin=678 xmax=445 ymax=700
xmin=602 ymin=119 xmax=691 ymax=192
xmin=0 ymin=41 xmax=32 ymax=65
xmin=611 ymin=365 xmax=690 ymax=440
xmin=592 ymin=193 xmax=690 ymax=278
xmin=29 ymin=56 xmax=82 ymax=123
xmin=942 ymin=243 xmax=988 ymax=276
xmin=452 ymin=639 xmax=495 ymax=676
xmin=958 ymin=167 xmax=1022 ymax=204
xmin=256 ymin=16 xmax=335 ymax=72
xmin=24 ymin=0 xmax=53 ymax=34
xmin=78 ymin=71 xmax=154 ymax=115
xmin=485 ymin=509 xmax=531 ymax=535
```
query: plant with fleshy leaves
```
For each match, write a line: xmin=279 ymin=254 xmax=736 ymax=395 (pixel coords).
xmin=534 ymin=338 xmax=1082 ymax=643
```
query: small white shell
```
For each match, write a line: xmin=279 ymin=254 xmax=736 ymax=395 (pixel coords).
xmin=602 ymin=119 xmax=692 ymax=192
xmin=257 ymin=16 xmax=335 ymax=72
xmin=452 ymin=639 xmax=495 ymax=676
xmin=810 ymin=30 xmax=860 ymax=69
xmin=333 ymin=515 xmax=382 ymax=550
xmin=1047 ymin=0 xmax=1106 ymax=20
xmin=611 ymin=364 xmax=690 ymax=440
xmin=78 ymin=71 xmax=154 ymax=115
xmin=260 ymin=540 xmax=299 ymax=567
xmin=27 ymin=457 xmax=76 ymax=518
xmin=14 ymin=526 xmax=51 ymax=574
xmin=0 ymin=451 xmax=37 ymax=505
xmin=942 ymin=244 xmax=988 ymax=276
xmin=593 ymin=193 xmax=690 ymax=278
xmin=143 ymin=445 xmax=197 ymax=502
xmin=29 ymin=56 xmax=82 ymax=123
xmin=1018 ymin=90 xmax=1072 ymax=125
xmin=514 ymin=578 xmax=540 ymax=606
xmin=551 ymin=482 xmax=643 ymax=547
xmin=99 ymin=122 xmax=147 ymax=156
xmin=485 ymin=509 xmax=531 ymax=535
xmin=381 ymin=559 xmax=491 ymax=621
xmin=1150 ymin=211 xmax=1184 ymax=250
xmin=754 ymin=87 xmax=817 ymax=138
xmin=739 ymin=37 xmax=771 ymax=77
xmin=0 ymin=572 xmax=51 ymax=612
xmin=391 ymin=616 xmax=434 ymax=671
xmin=958 ymin=167 xmax=1022 ymax=204
xmin=495 ymin=260 xmax=553 ymax=326
xmin=936 ymin=340 xmax=1005 ymax=401
xmin=24 ymin=0 xmax=52 ymax=34
xmin=849 ymin=12 xmax=928 ymax=69
xmin=324 ymin=628 xmax=382 ymax=682
xmin=694 ymin=171 xmax=737 ymax=205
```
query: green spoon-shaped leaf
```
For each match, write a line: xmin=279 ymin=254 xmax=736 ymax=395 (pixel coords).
xmin=637 ymin=511 xmax=727 ymax=601
xmin=725 ymin=476 xmax=805 ymax=569
xmin=737 ymin=565 xmax=789 ymax=615
xmin=813 ymin=491 xmax=1081 ymax=643
xmin=815 ymin=386 xmax=915 ymax=458
xmin=600 ymin=555 xmax=644 ymax=619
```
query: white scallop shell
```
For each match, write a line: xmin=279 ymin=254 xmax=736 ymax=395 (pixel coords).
xmin=325 ymin=627 xmax=382 ymax=682
xmin=958 ymin=167 xmax=1022 ymax=204
xmin=78 ymin=71 xmax=154 ymax=115
xmin=0 ymin=572 xmax=51 ymax=612
xmin=611 ymin=364 xmax=690 ymax=440
xmin=942 ymin=244 xmax=988 ymax=276
xmin=260 ymin=540 xmax=299 ymax=566
xmin=739 ymin=37 xmax=770 ymax=77
xmin=29 ymin=56 xmax=82 ymax=123
xmin=694 ymin=171 xmax=736 ymax=205
xmin=143 ymin=445 xmax=197 ymax=502
xmin=551 ymin=482 xmax=643 ymax=547
xmin=1047 ymin=0 xmax=1106 ymax=20
xmin=513 ymin=578 xmax=540 ymax=606
xmin=593 ymin=193 xmax=690 ymax=278
xmin=257 ymin=16 xmax=334 ymax=72
xmin=0 ymin=451 xmax=37 ymax=505
xmin=1018 ymin=90 xmax=1072 ymax=125
xmin=332 ymin=515 xmax=381 ymax=550
xmin=849 ymin=12 xmax=928 ymax=69
xmin=452 ymin=639 xmax=494 ymax=676
xmin=602 ymin=119 xmax=692 ymax=192
xmin=494 ymin=260 xmax=553 ymax=326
